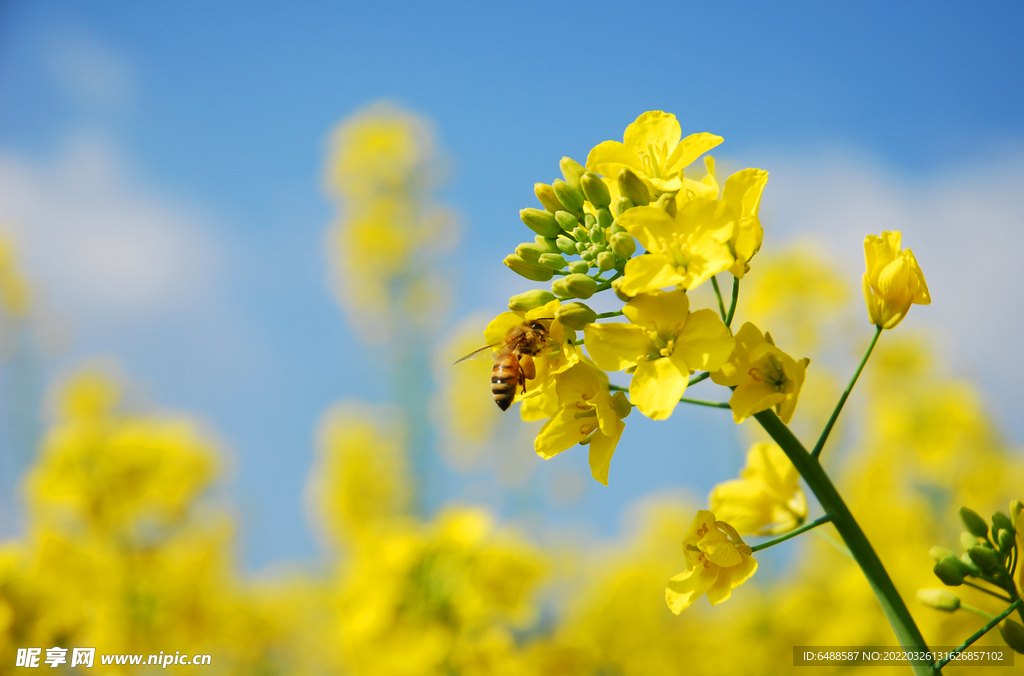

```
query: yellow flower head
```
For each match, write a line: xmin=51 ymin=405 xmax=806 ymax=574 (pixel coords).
xmin=585 ymin=111 xmax=722 ymax=194
xmin=709 ymin=442 xmax=808 ymax=535
xmin=711 ymin=322 xmax=809 ymax=424
xmin=665 ymin=510 xmax=757 ymax=613
xmin=862 ymin=231 xmax=930 ymax=329
xmin=584 ymin=290 xmax=734 ymax=420
xmin=533 ymin=361 xmax=627 ymax=485
xmin=483 ymin=300 xmax=579 ymax=421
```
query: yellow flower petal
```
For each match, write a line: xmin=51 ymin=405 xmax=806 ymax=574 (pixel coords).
xmin=664 ymin=132 xmax=724 ymax=175
xmin=698 ymin=528 xmax=743 ymax=568
xmin=674 ymin=308 xmax=735 ymax=372
xmin=666 ymin=563 xmax=718 ymax=614
xmin=585 ymin=140 xmax=643 ymax=178
xmin=706 ymin=554 xmax=757 ymax=605
xmin=623 ymin=111 xmax=682 ymax=156
xmin=588 ymin=418 xmax=624 ymax=486
xmin=583 ymin=323 xmax=649 ymax=372
xmin=534 ymin=407 xmax=586 ymax=459
xmin=623 ymin=289 xmax=690 ymax=334
xmin=618 ymin=254 xmax=685 ymax=296
xmin=630 ymin=357 xmax=687 ymax=421
xmin=729 ymin=380 xmax=785 ymax=424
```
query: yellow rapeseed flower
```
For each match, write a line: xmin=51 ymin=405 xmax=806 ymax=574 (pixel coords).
xmin=709 ymin=442 xmax=807 ymax=535
xmin=585 ymin=111 xmax=722 ymax=194
xmin=711 ymin=322 xmax=809 ymax=424
xmin=666 ymin=511 xmax=757 ymax=613
xmin=862 ymin=231 xmax=930 ymax=329
xmin=584 ymin=290 xmax=733 ymax=420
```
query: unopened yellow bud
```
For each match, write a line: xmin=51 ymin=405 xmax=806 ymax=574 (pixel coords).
xmin=568 ymin=261 xmax=589 ymax=274
xmin=609 ymin=232 xmax=636 ymax=259
xmin=573 ymin=226 xmax=589 ymax=242
xmin=539 ymin=254 xmax=567 ymax=269
xmin=612 ymin=196 xmax=634 ymax=217
xmin=999 ymin=619 xmax=1024 ymax=653
xmin=610 ymin=391 xmax=632 ymax=419
xmin=916 ymin=588 xmax=960 ymax=612
xmin=516 ymin=241 xmax=551 ymax=262
xmin=504 ymin=254 xmax=554 ymax=282
xmin=555 ymin=210 xmax=578 ymax=233
xmin=555 ymin=302 xmax=597 ymax=330
xmin=968 ymin=545 xmax=1000 ymax=574
xmin=535 ymin=183 xmax=563 ymax=212
xmin=596 ymin=207 xmax=613 ymax=230
xmin=564 ymin=273 xmax=597 ymax=299
xmin=653 ymin=192 xmax=677 ymax=217
xmin=556 ymin=236 xmax=577 ymax=255
xmin=596 ymin=251 xmax=616 ymax=271
xmin=580 ymin=171 xmax=611 ymax=208
xmin=559 ymin=157 xmax=586 ymax=190
xmin=508 ymin=290 xmax=556 ymax=311
xmin=520 ymin=208 xmax=562 ymax=237
xmin=961 ymin=507 xmax=989 ymax=538
xmin=552 ymin=179 xmax=585 ymax=212
xmin=959 ymin=551 xmax=981 ymax=575
xmin=617 ymin=168 xmax=650 ymax=206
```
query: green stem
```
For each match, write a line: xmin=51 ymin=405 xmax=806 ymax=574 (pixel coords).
xmin=934 ymin=598 xmax=1022 ymax=671
xmin=595 ymin=311 xmax=623 ymax=319
xmin=678 ymin=397 xmax=730 ymax=410
xmin=961 ymin=580 xmax=1011 ymax=602
xmin=725 ymin=276 xmax=739 ymax=328
xmin=594 ymin=271 xmax=623 ymax=293
xmin=711 ymin=276 xmax=728 ymax=322
xmin=688 ymin=372 xmax=710 ymax=387
xmin=753 ymin=409 xmax=934 ymax=675
xmin=750 ymin=514 xmax=833 ymax=553
xmin=959 ymin=603 xmax=995 ymax=620
xmin=811 ymin=326 xmax=882 ymax=459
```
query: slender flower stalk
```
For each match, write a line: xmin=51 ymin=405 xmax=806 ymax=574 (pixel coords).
xmin=750 ymin=514 xmax=833 ymax=553
xmin=812 ymin=326 xmax=882 ymax=459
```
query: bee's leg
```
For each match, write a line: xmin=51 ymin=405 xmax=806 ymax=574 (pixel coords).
xmin=519 ymin=354 xmax=536 ymax=382
xmin=518 ymin=369 xmax=527 ymax=395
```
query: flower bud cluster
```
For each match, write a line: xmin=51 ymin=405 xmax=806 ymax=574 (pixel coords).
xmin=504 ymin=156 xmax=644 ymax=301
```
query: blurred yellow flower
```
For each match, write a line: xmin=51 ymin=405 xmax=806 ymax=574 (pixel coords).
xmin=0 ymin=234 xmax=31 ymax=318
xmin=709 ymin=442 xmax=807 ymax=535
xmin=534 ymin=361 xmax=626 ymax=485
xmin=585 ymin=111 xmax=722 ymax=194
xmin=711 ymin=322 xmax=809 ymax=424
xmin=584 ymin=289 xmax=733 ymax=420
xmin=666 ymin=511 xmax=757 ymax=613
xmin=862 ymin=231 xmax=930 ymax=329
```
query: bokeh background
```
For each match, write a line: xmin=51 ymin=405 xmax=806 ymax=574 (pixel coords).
xmin=0 ymin=1 xmax=1023 ymax=673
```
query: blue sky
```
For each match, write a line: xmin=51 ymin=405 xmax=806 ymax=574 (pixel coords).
xmin=1 ymin=0 xmax=1023 ymax=569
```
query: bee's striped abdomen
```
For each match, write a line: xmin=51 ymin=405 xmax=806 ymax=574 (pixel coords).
xmin=491 ymin=355 xmax=520 ymax=411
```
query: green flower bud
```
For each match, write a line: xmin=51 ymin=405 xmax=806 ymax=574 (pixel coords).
xmin=555 ymin=302 xmax=598 ymax=330
xmin=993 ymin=511 xmax=1014 ymax=535
xmin=960 ymin=507 xmax=990 ymax=538
xmin=609 ymin=222 xmax=626 ymax=235
xmin=573 ymin=226 xmax=590 ymax=242
xmin=968 ymin=545 xmax=1001 ymax=574
xmin=610 ymin=391 xmax=632 ymax=419
xmin=584 ymin=213 xmax=597 ymax=228
xmin=580 ymin=250 xmax=596 ymax=262
xmin=508 ymin=290 xmax=556 ymax=311
xmin=916 ymin=588 xmax=960 ymax=612
xmin=516 ymin=241 xmax=552 ymax=262
xmin=959 ymin=551 xmax=981 ymax=575
xmin=617 ymin=168 xmax=650 ymax=206
xmin=928 ymin=545 xmax=955 ymax=561
xmin=933 ymin=557 xmax=964 ymax=586
xmin=520 ymin=208 xmax=562 ymax=237
xmin=559 ymin=157 xmax=586 ymax=190
xmin=551 ymin=278 xmax=569 ymax=298
xmin=998 ymin=528 xmax=1015 ymax=552
xmin=610 ymin=232 xmax=636 ymax=259
xmin=539 ymin=253 xmax=567 ymax=269
xmin=555 ymin=210 xmax=578 ymax=233
xmin=575 ymin=241 xmax=587 ymax=254
xmin=596 ymin=207 xmax=613 ymax=230
xmin=597 ymin=251 xmax=616 ymax=272
xmin=961 ymin=531 xmax=980 ymax=550
xmin=552 ymin=179 xmax=585 ymax=212
xmin=589 ymin=226 xmax=606 ymax=245
xmin=556 ymin=236 xmax=577 ymax=255
xmin=653 ymin=192 xmax=677 ymax=217
xmin=580 ymin=171 xmax=611 ymax=208
xmin=564 ymin=273 xmax=597 ymax=299
xmin=504 ymin=254 xmax=555 ymax=282
xmin=999 ymin=619 xmax=1024 ymax=654
xmin=568 ymin=261 xmax=590 ymax=274
xmin=534 ymin=235 xmax=560 ymax=253
xmin=535 ymin=183 xmax=564 ymax=212
xmin=612 ymin=197 xmax=634 ymax=217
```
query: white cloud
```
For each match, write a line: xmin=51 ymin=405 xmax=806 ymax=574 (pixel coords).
xmin=0 ymin=134 xmax=222 ymax=319
xmin=43 ymin=31 xmax=137 ymax=110
xmin=755 ymin=145 xmax=1024 ymax=438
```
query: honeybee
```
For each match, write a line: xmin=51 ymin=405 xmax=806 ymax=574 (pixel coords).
xmin=454 ymin=320 xmax=552 ymax=411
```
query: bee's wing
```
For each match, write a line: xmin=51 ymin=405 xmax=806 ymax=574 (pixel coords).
xmin=453 ymin=343 xmax=501 ymax=365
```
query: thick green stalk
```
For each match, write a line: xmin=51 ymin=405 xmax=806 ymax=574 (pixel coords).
xmin=754 ymin=410 xmax=935 ymax=675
